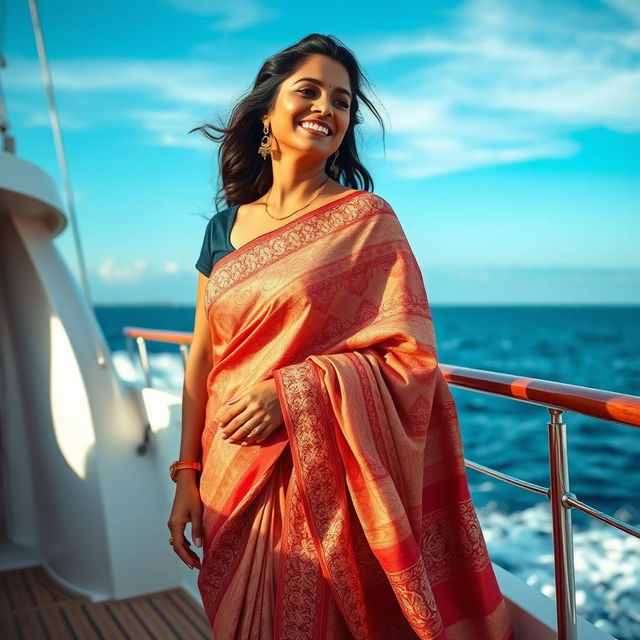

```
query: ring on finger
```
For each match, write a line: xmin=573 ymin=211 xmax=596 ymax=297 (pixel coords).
xmin=231 ymin=427 xmax=255 ymax=442
xmin=247 ymin=425 xmax=263 ymax=438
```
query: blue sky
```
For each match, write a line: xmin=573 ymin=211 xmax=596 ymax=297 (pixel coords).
xmin=4 ymin=0 xmax=639 ymax=304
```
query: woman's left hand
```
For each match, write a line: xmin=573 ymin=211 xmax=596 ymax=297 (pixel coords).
xmin=214 ymin=378 xmax=284 ymax=445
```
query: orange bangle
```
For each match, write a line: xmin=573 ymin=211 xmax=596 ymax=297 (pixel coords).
xmin=169 ymin=460 xmax=202 ymax=483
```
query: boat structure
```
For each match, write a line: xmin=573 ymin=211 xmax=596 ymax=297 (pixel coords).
xmin=1 ymin=4 xmax=638 ymax=639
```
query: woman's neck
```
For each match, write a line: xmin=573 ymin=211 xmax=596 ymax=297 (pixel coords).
xmin=265 ymin=159 xmax=330 ymax=209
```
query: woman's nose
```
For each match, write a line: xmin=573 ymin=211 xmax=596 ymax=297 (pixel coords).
xmin=313 ymin=97 xmax=333 ymax=116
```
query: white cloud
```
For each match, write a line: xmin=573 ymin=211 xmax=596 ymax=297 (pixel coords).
xmin=356 ymin=0 xmax=640 ymax=178
xmin=128 ymin=108 xmax=214 ymax=150
xmin=5 ymin=56 xmax=235 ymax=104
xmin=602 ymin=0 xmax=640 ymax=24
xmin=161 ymin=0 xmax=278 ymax=32
xmin=163 ymin=261 xmax=181 ymax=274
xmin=23 ymin=110 xmax=92 ymax=131
xmin=98 ymin=257 xmax=147 ymax=283
xmin=373 ymin=137 xmax=579 ymax=180
xmin=5 ymin=56 xmax=236 ymax=147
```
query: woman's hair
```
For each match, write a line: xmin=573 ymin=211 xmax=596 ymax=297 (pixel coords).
xmin=189 ymin=33 xmax=386 ymax=210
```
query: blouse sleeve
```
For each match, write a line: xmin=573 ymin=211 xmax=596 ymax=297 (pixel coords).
xmin=195 ymin=216 xmax=215 ymax=277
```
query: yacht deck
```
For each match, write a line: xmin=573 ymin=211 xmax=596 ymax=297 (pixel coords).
xmin=1 ymin=564 xmax=211 ymax=639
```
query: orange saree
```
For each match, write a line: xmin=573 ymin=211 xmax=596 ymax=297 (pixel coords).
xmin=196 ymin=190 xmax=515 ymax=640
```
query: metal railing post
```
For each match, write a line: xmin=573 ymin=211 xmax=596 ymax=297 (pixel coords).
xmin=179 ymin=344 xmax=189 ymax=372
xmin=135 ymin=336 xmax=152 ymax=387
xmin=547 ymin=408 xmax=577 ymax=640
xmin=126 ymin=334 xmax=136 ymax=367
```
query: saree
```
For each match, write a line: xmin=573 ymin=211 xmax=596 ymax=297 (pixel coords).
xmin=196 ymin=190 xmax=515 ymax=640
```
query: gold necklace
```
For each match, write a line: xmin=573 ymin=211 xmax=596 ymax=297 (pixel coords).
xmin=264 ymin=176 xmax=331 ymax=221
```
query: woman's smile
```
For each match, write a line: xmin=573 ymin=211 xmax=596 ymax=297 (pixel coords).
xmin=297 ymin=120 xmax=332 ymax=138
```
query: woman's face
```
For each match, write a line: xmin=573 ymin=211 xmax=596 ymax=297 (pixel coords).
xmin=264 ymin=53 xmax=352 ymax=162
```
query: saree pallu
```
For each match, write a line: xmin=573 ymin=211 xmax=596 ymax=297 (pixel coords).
xmin=197 ymin=190 xmax=515 ymax=640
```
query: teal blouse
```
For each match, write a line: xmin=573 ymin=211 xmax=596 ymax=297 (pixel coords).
xmin=195 ymin=204 xmax=240 ymax=277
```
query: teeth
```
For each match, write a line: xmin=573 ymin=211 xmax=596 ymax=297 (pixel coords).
xmin=300 ymin=122 xmax=329 ymax=135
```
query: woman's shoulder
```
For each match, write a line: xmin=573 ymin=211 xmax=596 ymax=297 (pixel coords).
xmin=353 ymin=190 xmax=395 ymax=213
xmin=353 ymin=192 xmax=405 ymax=238
xmin=200 ymin=204 xmax=238 ymax=239
xmin=210 ymin=203 xmax=237 ymax=223
xmin=329 ymin=187 xmax=390 ymax=208
xmin=195 ymin=205 xmax=237 ymax=276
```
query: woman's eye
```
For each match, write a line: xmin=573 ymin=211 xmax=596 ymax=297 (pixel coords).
xmin=298 ymin=88 xmax=350 ymax=109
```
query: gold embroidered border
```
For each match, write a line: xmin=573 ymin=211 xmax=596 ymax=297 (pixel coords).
xmin=276 ymin=471 xmax=327 ymax=640
xmin=204 ymin=192 xmax=390 ymax=313
xmin=420 ymin=499 xmax=492 ymax=586
xmin=386 ymin=557 xmax=444 ymax=638
xmin=277 ymin=359 xmax=373 ymax=640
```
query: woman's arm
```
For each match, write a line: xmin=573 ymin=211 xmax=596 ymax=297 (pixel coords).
xmin=167 ymin=272 xmax=212 ymax=570
xmin=177 ymin=272 xmax=213 ymax=482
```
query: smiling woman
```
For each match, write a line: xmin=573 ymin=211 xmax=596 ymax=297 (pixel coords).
xmin=166 ymin=33 xmax=516 ymax=640
xmin=187 ymin=34 xmax=384 ymax=209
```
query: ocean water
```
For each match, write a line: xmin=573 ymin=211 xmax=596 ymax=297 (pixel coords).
xmin=95 ymin=304 xmax=640 ymax=639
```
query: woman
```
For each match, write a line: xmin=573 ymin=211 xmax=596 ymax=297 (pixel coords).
xmin=168 ymin=33 xmax=515 ymax=640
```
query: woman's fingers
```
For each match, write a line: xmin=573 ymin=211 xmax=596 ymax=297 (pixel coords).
xmin=255 ymin=422 xmax=277 ymax=443
xmin=169 ymin=523 xmax=192 ymax=568
xmin=175 ymin=533 xmax=202 ymax=570
xmin=215 ymin=396 xmax=248 ymax=431
xmin=191 ymin=505 xmax=203 ymax=549
xmin=219 ymin=405 xmax=250 ymax=438
xmin=227 ymin=414 xmax=265 ymax=443
xmin=244 ymin=422 xmax=275 ymax=444
xmin=221 ymin=407 xmax=258 ymax=440
xmin=185 ymin=539 xmax=202 ymax=570
xmin=168 ymin=519 xmax=202 ymax=570
xmin=216 ymin=382 xmax=283 ymax=445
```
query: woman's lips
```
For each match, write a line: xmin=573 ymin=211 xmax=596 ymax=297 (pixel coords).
xmin=298 ymin=123 xmax=330 ymax=138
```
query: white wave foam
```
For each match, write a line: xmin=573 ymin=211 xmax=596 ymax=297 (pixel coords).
xmin=478 ymin=502 xmax=640 ymax=638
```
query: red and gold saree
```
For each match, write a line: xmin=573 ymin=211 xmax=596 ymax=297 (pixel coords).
xmin=197 ymin=190 xmax=515 ymax=639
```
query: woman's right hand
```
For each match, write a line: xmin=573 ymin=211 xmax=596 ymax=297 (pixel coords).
xmin=167 ymin=475 xmax=203 ymax=570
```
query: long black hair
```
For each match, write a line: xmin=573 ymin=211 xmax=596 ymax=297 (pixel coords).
xmin=189 ymin=33 xmax=387 ymax=211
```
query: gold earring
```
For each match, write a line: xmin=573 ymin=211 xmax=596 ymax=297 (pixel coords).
xmin=258 ymin=123 xmax=272 ymax=159
xmin=330 ymin=149 xmax=340 ymax=178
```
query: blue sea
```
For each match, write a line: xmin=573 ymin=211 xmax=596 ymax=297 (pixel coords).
xmin=96 ymin=304 xmax=640 ymax=640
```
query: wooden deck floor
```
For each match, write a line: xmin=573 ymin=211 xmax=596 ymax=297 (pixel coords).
xmin=0 ymin=564 xmax=211 ymax=639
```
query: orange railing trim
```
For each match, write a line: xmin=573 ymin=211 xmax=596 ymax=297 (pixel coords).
xmin=439 ymin=364 xmax=640 ymax=429
xmin=123 ymin=326 xmax=193 ymax=345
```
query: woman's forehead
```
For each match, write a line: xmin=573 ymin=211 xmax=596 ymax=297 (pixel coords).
xmin=290 ymin=54 xmax=350 ymax=84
